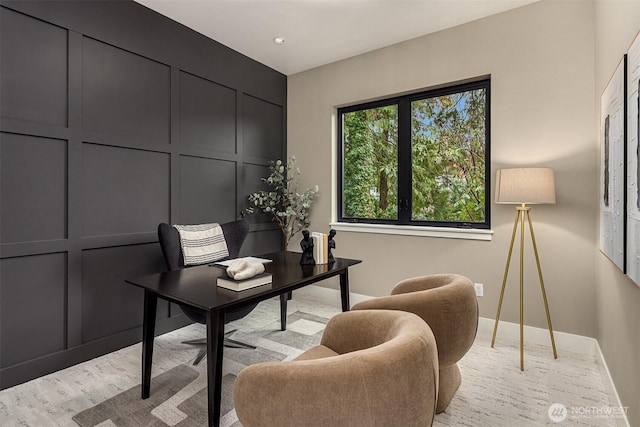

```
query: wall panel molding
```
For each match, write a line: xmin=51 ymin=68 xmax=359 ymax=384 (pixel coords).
xmin=243 ymin=93 xmax=284 ymax=160
xmin=82 ymin=36 xmax=171 ymax=145
xmin=0 ymin=0 xmax=286 ymax=389
xmin=179 ymin=71 xmax=237 ymax=153
xmin=0 ymin=132 xmax=68 ymax=244
xmin=0 ymin=6 xmax=68 ymax=127
xmin=0 ymin=253 xmax=67 ymax=368
xmin=0 ymin=0 xmax=286 ymax=105
xmin=81 ymin=143 xmax=171 ymax=238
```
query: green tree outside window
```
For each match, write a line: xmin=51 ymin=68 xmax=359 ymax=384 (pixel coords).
xmin=339 ymin=79 xmax=489 ymax=228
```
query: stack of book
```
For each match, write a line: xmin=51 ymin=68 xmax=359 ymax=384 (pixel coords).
xmin=310 ymin=231 xmax=329 ymax=264
xmin=217 ymin=272 xmax=272 ymax=291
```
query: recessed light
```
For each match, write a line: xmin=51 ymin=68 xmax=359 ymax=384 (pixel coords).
xmin=273 ymin=37 xmax=285 ymax=44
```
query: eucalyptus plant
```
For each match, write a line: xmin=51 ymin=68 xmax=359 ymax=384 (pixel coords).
xmin=246 ymin=156 xmax=319 ymax=249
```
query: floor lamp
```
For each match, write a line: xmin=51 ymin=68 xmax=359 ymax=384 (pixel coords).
xmin=491 ymin=167 xmax=558 ymax=371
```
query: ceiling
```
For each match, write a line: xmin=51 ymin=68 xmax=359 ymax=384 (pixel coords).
xmin=135 ymin=0 xmax=539 ymax=75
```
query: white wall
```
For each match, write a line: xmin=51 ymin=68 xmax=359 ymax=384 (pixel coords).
xmin=595 ymin=1 xmax=640 ymax=425
xmin=288 ymin=0 xmax=597 ymax=338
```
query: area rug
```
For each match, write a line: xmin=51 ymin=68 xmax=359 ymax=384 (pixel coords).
xmin=72 ymin=310 xmax=329 ymax=427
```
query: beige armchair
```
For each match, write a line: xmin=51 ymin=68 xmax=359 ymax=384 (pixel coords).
xmin=352 ymin=274 xmax=478 ymax=413
xmin=233 ymin=309 xmax=439 ymax=427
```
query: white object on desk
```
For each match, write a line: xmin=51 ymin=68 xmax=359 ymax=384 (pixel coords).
xmin=214 ymin=256 xmax=273 ymax=267
xmin=226 ymin=259 xmax=265 ymax=280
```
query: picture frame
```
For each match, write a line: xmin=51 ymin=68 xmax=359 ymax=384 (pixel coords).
xmin=600 ymin=55 xmax=627 ymax=272
xmin=627 ymin=32 xmax=640 ymax=287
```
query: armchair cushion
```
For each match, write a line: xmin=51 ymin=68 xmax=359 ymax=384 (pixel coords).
xmin=158 ymin=219 xmax=249 ymax=271
xmin=173 ymin=223 xmax=228 ymax=266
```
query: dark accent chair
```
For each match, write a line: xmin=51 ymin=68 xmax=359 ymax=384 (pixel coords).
xmin=158 ymin=219 xmax=284 ymax=365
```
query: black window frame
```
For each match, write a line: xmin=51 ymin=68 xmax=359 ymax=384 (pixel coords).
xmin=337 ymin=78 xmax=491 ymax=230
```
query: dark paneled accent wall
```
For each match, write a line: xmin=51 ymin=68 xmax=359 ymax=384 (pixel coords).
xmin=0 ymin=0 xmax=286 ymax=389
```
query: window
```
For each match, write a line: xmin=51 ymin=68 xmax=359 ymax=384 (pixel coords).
xmin=338 ymin=78 xmax=490 ymax=230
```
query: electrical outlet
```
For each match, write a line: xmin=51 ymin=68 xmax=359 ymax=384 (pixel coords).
xmin=474 ymin=283 xmax=483 ymax=297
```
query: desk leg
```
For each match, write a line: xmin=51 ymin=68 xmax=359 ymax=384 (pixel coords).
xmin=340 ymin=269 xmax=351 ymax=311
xmin=141 ymin=291 xmax=157 ymax=399
xmin=206 ymin=310 xmax=225 ymax=427
xmin=280 ymin=294 xmax=288 ymax=331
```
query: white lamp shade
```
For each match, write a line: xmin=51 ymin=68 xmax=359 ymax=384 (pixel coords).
xmin=495 ymin=168 xmax=556 ymax=204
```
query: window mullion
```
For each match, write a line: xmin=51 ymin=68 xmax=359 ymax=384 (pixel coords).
xmin=397 ymin=99 xmax=411 ymax=224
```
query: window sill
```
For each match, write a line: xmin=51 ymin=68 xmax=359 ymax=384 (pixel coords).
xmin=329 ymin=222 xmax=493 ymax=241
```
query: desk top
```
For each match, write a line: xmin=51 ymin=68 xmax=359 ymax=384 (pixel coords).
xmin=126 ymin=251 xmax=361 ymax=312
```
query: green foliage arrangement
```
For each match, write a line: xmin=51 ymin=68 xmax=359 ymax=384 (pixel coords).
xmin=246 ymin=156 xmax=319 ymax=249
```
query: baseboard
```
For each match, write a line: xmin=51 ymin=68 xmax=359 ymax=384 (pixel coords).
xmin=594 ymin=340 xmax=632 ymax=427
xmin=477 ymin=317 xmax=597 ymax=355
xmin=294 ymin=283 xmax=373 ymax=307
xmin=300 ymin=285 xmax=598 ymax=354
xmin=0 ymin=314 xmax=191 ymax=391
xmin=296 ymin=285 xmax=629 ymax=426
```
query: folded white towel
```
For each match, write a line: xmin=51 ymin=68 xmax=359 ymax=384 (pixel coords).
xmin=226 ymin=259 xmax=265 ymax=280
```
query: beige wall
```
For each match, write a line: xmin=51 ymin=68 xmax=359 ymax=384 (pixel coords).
xmin=595 ymin=0 xmax=640 ymax=425
xmin=288 ymin=0 xmax=597 ymax=337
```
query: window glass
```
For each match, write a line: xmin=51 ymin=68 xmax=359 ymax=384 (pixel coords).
xmin=338 ymin=78 xmax=490 ymax=229
xmin=342 ymin=105 xmax=398 ymax=220
xmin=411 ymin=88 xmax=487 ymax=223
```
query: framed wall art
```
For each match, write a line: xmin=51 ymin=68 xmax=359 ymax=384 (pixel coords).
xmin=600 ymin=56 xmax=627 ymax=272
xmin=627 ymin=32 xmax=640 ymax=287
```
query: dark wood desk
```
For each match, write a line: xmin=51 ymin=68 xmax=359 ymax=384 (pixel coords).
xmin=126 ymin=251 xmax=361 ymax=427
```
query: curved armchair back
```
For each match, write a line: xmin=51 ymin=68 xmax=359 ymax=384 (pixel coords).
xmin=234 ymin=310 xmax=439 ymax=427
xmin=389 ymin=274 xmax=478 ymax=365
xmin=352 ymin=273 xmax=478 ymax=413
